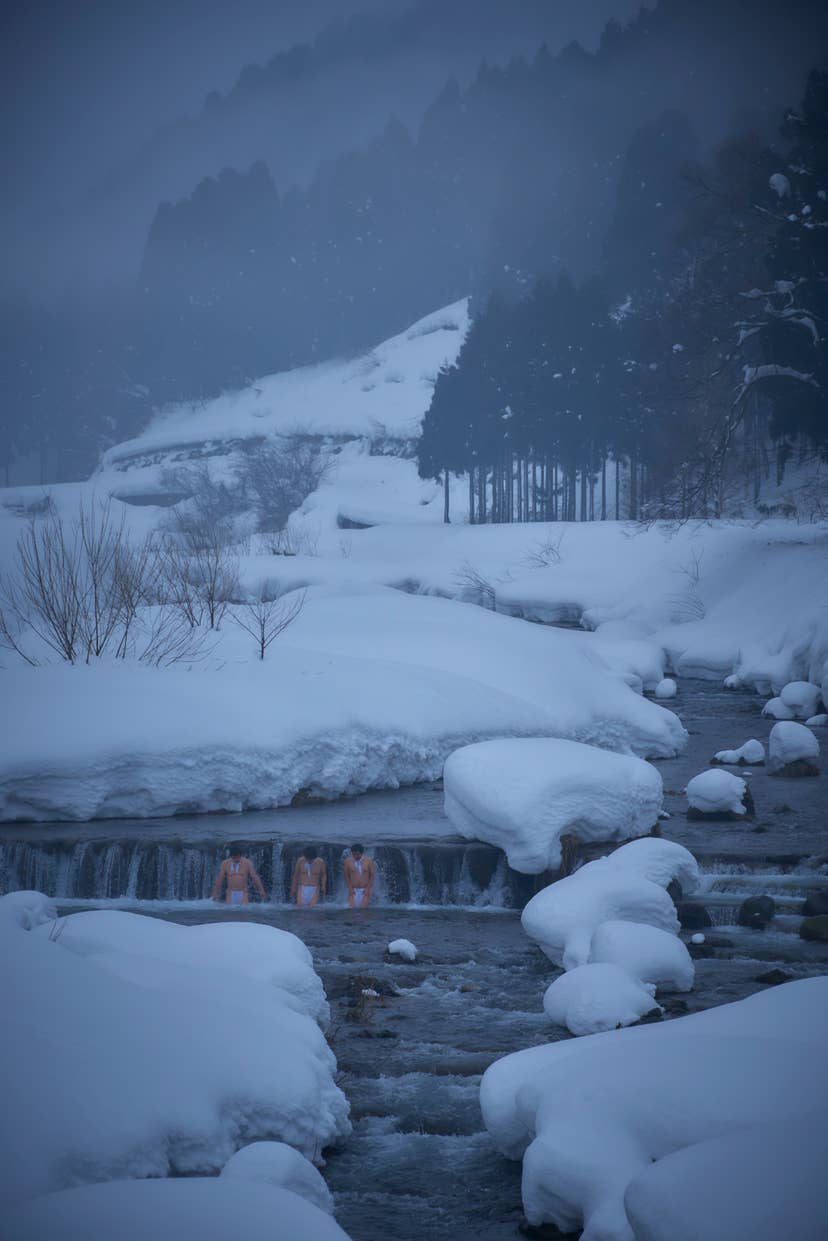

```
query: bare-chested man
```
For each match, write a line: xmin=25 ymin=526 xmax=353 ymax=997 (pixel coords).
xmin=290 ymin=845 xmax=327 ymax=907
xmin=343 ymin=843 xmax=375 ymax=908
xmin=211 ymin=844 xmax=267 ymax=906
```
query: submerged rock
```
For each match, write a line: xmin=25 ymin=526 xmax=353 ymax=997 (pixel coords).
xmin=802 ymin=892 xmax=828 ymax=918
xmin=737 ymin=895 xmax=776 ymax=930
xmin=800 ymin=915 xmax=828 ymax=942
xmin=754 ymin=968 xmax=793 ymax=986
xmin=676 ymin=901 xmax=712 ymax=930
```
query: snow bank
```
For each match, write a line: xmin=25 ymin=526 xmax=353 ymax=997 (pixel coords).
xmin=0 ymin=892 xmax=349 ymax=1209
xmin=543 ymin=963 xmax=659 ymax=1036
xmin=480 ymin=977 xmax=828 ymax=1239
xmin=768 ymin=720 xmax=820 ymax=772
xmin=0 ymin=588 xmax=685 ymax=823
xmin=443 ymin=738 xmax=663 ymax=874
xmin=521 ymin=839 xmax=699 ymax=969
xmin=4 ymin=1179 xmax=351 ymax=1241
xmin=685 ymin=768 xmax=747 ymax=814
xmin=220 ymin=1142 xmax=333 ymax=1214
xmin=387 ymin=938 xmax=418 ymax=961
xmin=590 ymin=920 xmax=694 ymax=992
xmin=712 ymin=738 xmax=764 ymax=765
xmin=625 ymin=1111 xmax=828 ymax=1241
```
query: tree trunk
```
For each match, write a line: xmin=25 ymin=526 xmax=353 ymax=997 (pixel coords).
xmin=601 ymin=457 xmax=607 ymax=521
xmin=443 ymin=469 xmax=450 ymax=524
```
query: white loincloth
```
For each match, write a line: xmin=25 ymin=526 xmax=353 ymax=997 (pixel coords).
xmin=300 ymin=885 xmax=317 ymax=905
xmin=229 ymin=889 xmax=244 ymax=906
xmin=353 ymin=888 xmax=365 ymax=907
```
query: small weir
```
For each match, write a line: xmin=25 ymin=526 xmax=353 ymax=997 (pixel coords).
xmin=0 ymin=838 xmax=536 ymax=908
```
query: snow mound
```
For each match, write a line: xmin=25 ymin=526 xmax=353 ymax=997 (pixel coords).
xmin=712 ymin=738 xmax=765 ymax=765
xmin=443 ymin=738 xmax=663 ymax=874
xmin=220 ymin=1142 xmax=333 ymax=1214
xmin=543 ymin=963 xmax=660 ymax=1036
xmin=388 ymin=938 xmax=418 ymax=961
xmin=779 ymin=680 xmax=823 ymax=719
xmin=590 ymin=920 xmax=694 ymax=992
xmin=685 ymin=768 xmax=747 ymax=814
xmin=0 ymin=588 xmax=686 ymax=823
xmin=625 ymin=1111 xmax=828 ymax=1241
xmin=768 ymin=720 xmax=820 ymax=771
xmin=653 ymin=678 xmax=676 ymax=699
xmin=763 ymin=695 xmax=795 ymax=720
xmin=0 ymin=893 xmax=350 ymax=1209
xmin=521 ymin=839 xmax=699 ymax=969
xmin=806 ymin=713 xmax=828 ymax=727
xmin=480 ymin=977 xmax=828 ymax=1239
xmin=3 ymin=1179 xmax=351 ymax=1241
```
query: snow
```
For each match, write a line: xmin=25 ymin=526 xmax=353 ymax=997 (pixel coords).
xmin=690 ymin=933 xmax=705 ymax=944
xmin=762 ymin=695 xmax=796 ymax=720
xmin=806 ymin=713 xmax=828 ymax=727
xmin=388 ymin=938 xmax=418 ymax=961
xmin=768 ymin=720 xmax=820 ymax=771
xmin=712 ymin=737 xmax=765 ymax=765
xmin=625 ymin=1111 xmax=828 ymax=1241
xmin=589 ymin=920 xmax=694 ymax=992
xmin=685 ymin=768 xmax=747 ymax=814
xmin=3 ymin=1179 xmax=352 ymax=1241
xmin=542 ymin=963 xmax=659 ymax=1036
xmin=220 ymin=1142 xmax=333 ymax=1214
xmin=480 ymin=977 xmax=828 ymax=1239
xmin=779 ymin=679 xmax=823 ymax=719
xmin=443 ymin=738 xmax=663 ymax=874
xmin=0 ymin=891 xmax=349 ymax=1209
xmin=653 ymin=677 xmax=676 ymax=699
xmin=0 ymin=587 xmax=685 ymax=823
xmin=521 ymin=839 xmax=699 ymax=970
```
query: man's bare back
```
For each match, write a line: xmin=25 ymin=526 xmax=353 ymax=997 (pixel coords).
xmin=212 ymin=850 xmax=267 ymax=905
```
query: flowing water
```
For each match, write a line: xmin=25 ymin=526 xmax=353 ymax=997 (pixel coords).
xmin=2 ymin=680 xmax=827 ymax=1238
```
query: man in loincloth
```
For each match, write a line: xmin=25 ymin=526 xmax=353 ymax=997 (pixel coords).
xmin=290 ymin=845 xmax=327 ymax=907
xmin=211 ymin=844 xmax=267 ymax=906
xmin=343 ymin=843 xmax=375 ymax=908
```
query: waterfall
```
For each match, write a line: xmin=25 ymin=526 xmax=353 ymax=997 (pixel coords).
xmin=0 ymin=838 xmax=535 ymax=908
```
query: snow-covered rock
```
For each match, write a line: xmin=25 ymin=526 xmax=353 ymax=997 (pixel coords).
xmin=779 ymin=680 xmax=822 ymax=720
xmin=0 ymin=587 xmax=686 ymax=823
xmin=625 ymin=1111 xmax=828 ymax=1241
xmin=768 ymin=720 xmax=820 ymax=775
xmin=480 ymin=977 xmax=828 ymax=1239
xmin=762 ymin=696 xmax=796 ymax=720
xmin=543 ymin=963 xmax=660 ymax=1036
xmin=443 ymin=738 xmax=663 ymax=874
xmin=589 ymin=920 xmax=694 ymax=992
xmin=3 ymin=1179 xmax=352 ymax=1241
xmin=653 ymin=677 xmax=676 ymax=699
xmin=0 ymin=893 xmax=350 ymax=1209
xmin=387 ymin=938 xmax=418 ymax=962
xmin=712 ymin=738 xmax=765 ymax=765
xmin=521 ymin=839 xmax=699 ymax=970
xmin=806 ymin=713 xmax=828 ymax=727
xmin=685 ymin=768 xmax=748 ymax=815
xmin=220 ymin=1142 xmax=333 ymax=1214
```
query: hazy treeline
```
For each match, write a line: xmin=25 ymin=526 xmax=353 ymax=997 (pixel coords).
xmin=1 ymin=0 xmax=826 ymax=486
xmin=418 ymin=72 xmax=828 ymax=522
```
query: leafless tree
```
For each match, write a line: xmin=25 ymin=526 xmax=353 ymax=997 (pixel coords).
xmin=239 ymin=435 xmax=331 ymax=532
xmin=232 ymin=586 xmax=305 ymax=659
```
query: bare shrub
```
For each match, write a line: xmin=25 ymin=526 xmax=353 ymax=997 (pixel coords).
xmin=239 ymin=435 xmax=330 ymax=532
xmin=232 ymin=585 xmax=305 ymax=659
xmin=453 ymin=561 xmax=497 ymax=611
xmin=522 ymin=532 xmax=566 ymax=569
xmin=261 ymin=526 xmax=320 ymax=557
xmin=161 ymin=461 xmax=246 ymax=548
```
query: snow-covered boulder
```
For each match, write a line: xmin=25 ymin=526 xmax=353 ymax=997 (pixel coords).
xmin=480 ymin=978 xmax=828 ymax=1239
xmin=0 ymin=894 xmax=350 ymax=1209
xmin=3 ymin=1179 xmax=351 ymax=1241
xmin=768 ymin=720 xmax=820 ymax=776
xmin=387 ymin=938 xmax=418 ymax=962
xmin=685 ymin=768 xmax=751 ymax=818
xmin=712 ymin=738 xmax=765 ymax=766
xmin=220 ymin=1142 xmax=333 ymax=1214
xmin=589 ymin=920 xmax=694 ymax=992
xmin=521 ymin=839 xmax=699 ymax=969
xmin=625 ymin=1111 xmax=828 ymax=1241
xmin=543 ymin=963 xmax=660 ymax=1036
xmin=779 ymin=680 xmax=823 ymax=720
xmin=443 ymin=738 xmax=663 ymax=874
xmin=653 ymin=677 xmax=676 ymax=699
xmin=806 ymin=713 xmax=828 ymax=728
xmin=762 ymin=695 xmax=796 ymax=720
